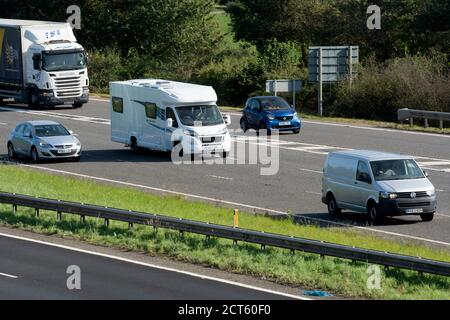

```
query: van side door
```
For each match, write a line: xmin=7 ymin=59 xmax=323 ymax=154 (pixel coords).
xmin=352 ymin=160 xmax=375 ymax=211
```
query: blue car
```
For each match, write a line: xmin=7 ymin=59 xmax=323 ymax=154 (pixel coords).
xmin=240 ymin=96 xmax=301 ymax=134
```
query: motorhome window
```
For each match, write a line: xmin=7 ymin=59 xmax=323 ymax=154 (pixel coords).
xmin=144 ymin=103 xmax=157 ymax=119
xmin=370 ymin=159 xmax=424 ymax=181
xmin=176 ymin=105 xmax=223 ymax=126
xmin=42 ymin=51 xmax=87 ymax=72
xmin=166 ymin=108 xmax=178 ymax=127
xmin=112 ymin=97 xmax=123 ymax=113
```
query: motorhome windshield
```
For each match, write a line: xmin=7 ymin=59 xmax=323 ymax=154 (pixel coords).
xmin=43 ymin=51 xmax=87 ymax=72
xmin=176 ymin=105 xmax=223 ymax=126
xmin=370 ymin=159 xmax=425 ymax=181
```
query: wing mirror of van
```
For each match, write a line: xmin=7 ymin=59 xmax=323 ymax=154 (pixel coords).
xmin=223 ymin=114 xmax=231 ymax=126
xmin=166 ymin=118 xmax=173 ymax=128
xmin=358 ymin=172 xmax=372 ymax=184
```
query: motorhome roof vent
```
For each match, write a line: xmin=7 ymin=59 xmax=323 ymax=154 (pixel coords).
xmin=48 ymin=40 xmax=71 ymax=44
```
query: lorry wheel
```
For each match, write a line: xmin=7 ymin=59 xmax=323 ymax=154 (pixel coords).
xmin=73 ymin=103 xmax=83 ymax=108
xmin=28 ymin=91 xmax=39 ymax=108
xmin=420 ymin=213 xmax=434 ymax=222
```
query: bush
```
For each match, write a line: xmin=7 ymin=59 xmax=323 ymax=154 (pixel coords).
xmin=88 ymin=49 xmax=125 ymax=94
xmin=331 ymin=55 xmax=450 ymax=121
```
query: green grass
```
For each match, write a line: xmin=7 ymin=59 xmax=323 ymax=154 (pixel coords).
xmin=1 ymin=164 xmax=449 ymax=299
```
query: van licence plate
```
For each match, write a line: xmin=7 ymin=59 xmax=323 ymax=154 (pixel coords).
xmin=406 ymin=208 xmax=423 ymax=214
xmin=279 ymin=121 xmax=291 ymax=126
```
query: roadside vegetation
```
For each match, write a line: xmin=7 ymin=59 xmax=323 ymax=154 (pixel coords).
xmin=0 ymin=164 xmax=449 ymax=299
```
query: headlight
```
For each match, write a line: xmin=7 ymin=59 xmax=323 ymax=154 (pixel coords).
xmin=426 ymin=189 xmax=435 ymax=197
xmin=76 ymin=141 xmax=81 ymax=147
xmin=183 ymin=129 xmax=196 ymax=137
xmin=267 ymin=114 xmax=275 ymax=120
xmin=380 ymin=192 xmax=397 ymax=199
xmin=39 ymin=141 xmax=52 ymax=148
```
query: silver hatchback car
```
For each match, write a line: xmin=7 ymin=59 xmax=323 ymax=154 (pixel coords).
xmin=7 ymin=120 xmax=82 ymax=162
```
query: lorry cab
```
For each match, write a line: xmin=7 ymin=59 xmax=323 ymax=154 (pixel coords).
xmin=322 ymin=150 xmax=437 ymax=223
xmin=0 ymin=19 xmax=89 ymax=108
xmin=110 ymin=79 xmax=232 ymax=158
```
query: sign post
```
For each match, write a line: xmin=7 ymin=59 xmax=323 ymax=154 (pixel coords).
xmin=309 ymin=46 xmax=359 ymax=116
xmin=265 ymin=79 xmax=302 ymax=108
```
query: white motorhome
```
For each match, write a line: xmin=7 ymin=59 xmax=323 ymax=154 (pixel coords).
xmin=0 ymin=19 xmax=89 ymax=108
xmin=110 ymin=79 xmax=232 ymax=157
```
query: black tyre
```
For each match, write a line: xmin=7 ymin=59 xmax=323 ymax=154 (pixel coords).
xmin=293 ymin=128 xmax=300 ymax=134
xmin=30 ymin=147 xmax=40 ymax=163
xmin=367 ymin=202 xmax=381 ymax=224
xmin=7 ymin=142 xmax=16 ymax=160
xmin=420 ymin=212 xmax=434 ymax=222
xmin=72 ymin=156 xmax=81 ymax=162
xmin=240 ymin=118 xmax=249 ymax=132
xmin=327 ymin=194 xmax=341 ymax=217
xmin=28 ymin=90 xmax=39 ymax=108
xmin=130 ymin=137 xmax=138 ymax=151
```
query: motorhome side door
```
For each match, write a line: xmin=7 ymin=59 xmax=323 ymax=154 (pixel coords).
xmin=140 ymin=102 xmax=162 ymax=149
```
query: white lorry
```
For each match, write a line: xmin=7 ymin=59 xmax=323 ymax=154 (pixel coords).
xmin=0 ymin=19 xmax=89 ymax=108
xmin=110 ymin=79 xmax=232 ymax=157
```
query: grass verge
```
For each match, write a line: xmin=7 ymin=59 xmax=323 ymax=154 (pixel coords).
xmin=1 ymin=164 xmax=448 ymax=299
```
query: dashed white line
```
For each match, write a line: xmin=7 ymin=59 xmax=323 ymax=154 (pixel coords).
xmin=299 ymin=168 xmax=323 ymax=174
xmin=0 ymin=122 xmax=7 ymax=126
xmin=208 ymin=175 xmax=233 ymax=181
xmin=0 ymin=272 xmax=18 ymax=279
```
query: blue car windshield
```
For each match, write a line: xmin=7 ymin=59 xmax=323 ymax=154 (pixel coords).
xmin=35 ymin=125 xmax=70 ymax=137
xmin=260 ymin=97 xmax=291 ymax=111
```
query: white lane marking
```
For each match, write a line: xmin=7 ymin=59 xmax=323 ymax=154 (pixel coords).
xmin=0 ymin=122 xmax=7 ymax=126
xmin=208 ymin=175 xmax=233 ymax=181
xmin=0 ymin=272 xmax=18 ymax=279
xmin=299 ymin=168 xmax=323 ymax=174
xmin=8 ymin=162 xmax=450 ymax=247
xmin=417 ymin=161 xmax=450 ymax=166
xmin=0 ymin=232 xmax=309 ymax=300
xmin=90 ymin=98 xmax=109 ymax=102
xmin=306 ymin=191 xmax=322 ymax=196
xmin=437 ymin=189 xmax=446 ymax=192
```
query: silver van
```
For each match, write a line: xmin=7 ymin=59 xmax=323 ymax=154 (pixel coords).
xmin=322 ymin=150 xmax=436 ymax=223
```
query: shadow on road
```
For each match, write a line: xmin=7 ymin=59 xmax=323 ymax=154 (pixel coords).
xmin=293 ymin=211 xmax=423 ymax=228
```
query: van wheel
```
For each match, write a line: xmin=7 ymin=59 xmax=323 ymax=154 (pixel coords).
xmin=327 ymin=195 xmax=341 ymax=217
xmin=367 ymin=202 xmax=381 ymax=224
xmin=420 ymin=212 xmax=434 ymax=222
xmin=31 ymin=147 xmax=40 ymax=163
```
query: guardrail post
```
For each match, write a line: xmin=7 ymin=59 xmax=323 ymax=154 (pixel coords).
xmin=12 ymin=205 xmax=17 ymax=214
xmin=57 ymin=211 xmax=62 ymax=221
xmin=80 ymin=215 xmax=85 ymax=223
xmin=233 ymin=240 xmax=238 ymax=246
xmin=128 ymin=222 xmax=133 ymax=230
xmin=104 ymin=218 xmax=109 ymax=227
xmin=35 ymin=208 xmax=39 ymax=217
xmin=409 ymin=117 xmax=414 ymax=127
xmin=440 ymin=120 xmax=444 ymax=130
xmin=424 ymin=118 xmax=429 ymax=128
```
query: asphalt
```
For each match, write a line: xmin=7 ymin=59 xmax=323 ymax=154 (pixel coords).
xmin=0 ymin=99 xmax=449 ymax=247
xmin=0 ymin=234 xmax=291 ymax=299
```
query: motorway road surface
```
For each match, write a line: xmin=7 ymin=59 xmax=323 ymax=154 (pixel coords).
xmin=0 ymin=233 xmax=295 ymax=299
xmin=0 ymin=99 xmax=449 ymax=247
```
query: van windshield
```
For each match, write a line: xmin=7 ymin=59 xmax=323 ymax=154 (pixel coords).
xmin=370 ymin=159 xmax=425 ymax=181
xmin=176 ymin=105 xmax=223 ymax=126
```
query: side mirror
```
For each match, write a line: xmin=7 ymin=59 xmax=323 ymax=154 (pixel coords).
xmin=223 ymin=114 xmax=231 ymax=125
xmin=69 ymin=130 xmax=74 ymax=135
xmin=358 ymin=173 xmax=372 ymax=184
xmin=423 ymin=170 xmax=429 ymax=177
xmin=166 ymin=118 xmax=173 ymax=128
xmin=32 ymin=54 xmax=42 ymax=70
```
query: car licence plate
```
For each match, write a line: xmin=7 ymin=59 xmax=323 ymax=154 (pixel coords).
xmin=279 ymin=121 xmax=291 ymax=126
xmin=406 ymin=208 xmax=423 ymax=214
xmin=57 ymin=149 xmax=72 ymax=154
